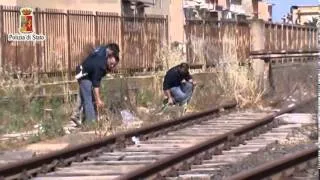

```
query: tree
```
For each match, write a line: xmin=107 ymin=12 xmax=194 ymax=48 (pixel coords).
xmin=304 ymin=16 xmax=319 ymax=27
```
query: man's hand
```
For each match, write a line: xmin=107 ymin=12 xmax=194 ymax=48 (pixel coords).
xmin=168 ymin=97 xmax=174 ymax=105
xmin=94 ymin=87 xmax=104 ymax=108
xmin=189 ymin=79 xmax=196 ymax=86
xmin=96 ymin=98 xmax=105 ymax=108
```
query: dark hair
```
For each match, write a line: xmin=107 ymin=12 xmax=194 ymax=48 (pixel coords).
xmin=107 ymin=43 xmax=120 ymax=62
xmin=179 ymin=62 xmax=189 ymax=73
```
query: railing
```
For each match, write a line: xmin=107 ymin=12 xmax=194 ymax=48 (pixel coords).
xmin=264 ymin=22 xmax=318 ymax=53
xmin=184 ymin=20 xmax=251 ymax=67
xmin=0 ymin=5 xmax=318 ymax=78
xmin=184 ymin=20 xmax=318 ymax=67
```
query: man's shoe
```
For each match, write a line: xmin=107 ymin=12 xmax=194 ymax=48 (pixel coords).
xmin=70 ymin=116 xmax=82 ymax=127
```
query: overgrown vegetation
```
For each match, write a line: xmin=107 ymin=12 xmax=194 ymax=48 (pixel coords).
xmin=136 ymin=89 xmax=153 ymax=107
xmin=155 ymin=42 xmax=185 ymax=71
xmin=0 ymin=71 xmax=70 ymax=142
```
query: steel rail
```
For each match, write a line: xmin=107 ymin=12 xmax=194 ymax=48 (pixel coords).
xmin=250 ymin=50 xmax=319 ymax=55
xmin=115 ymin=97 xmax=316 ymax=180
xmin=0 ymin=102 xmax=236 ymax=179
xmin=225 ymin=146 xmax=318 ymax=180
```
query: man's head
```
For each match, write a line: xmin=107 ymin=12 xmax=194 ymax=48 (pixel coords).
xmin=106 ymin=43 xmax=120 ymax=71
xmin=178 ymin=62 xmax=190 ymax=76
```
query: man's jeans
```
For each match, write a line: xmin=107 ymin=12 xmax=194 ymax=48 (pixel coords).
xmin=72 ymin=79 xmax=97 ymax=123
xmin=170 ymin=82 xmax=193 ymax=105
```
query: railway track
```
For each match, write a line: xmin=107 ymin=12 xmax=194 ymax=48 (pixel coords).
xmin=226 ymin=146 xmax=318 ymax=180
xmin=0 ymin=98 xmax=315 ymax=180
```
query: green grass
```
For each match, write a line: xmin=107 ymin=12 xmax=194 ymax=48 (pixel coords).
xmin=0 ymin=93 xmax=68 ymax=140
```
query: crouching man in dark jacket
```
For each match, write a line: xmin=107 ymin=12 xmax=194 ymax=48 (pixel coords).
xmin=163 ymin=63 xmax=196 ymax=106
xmin=71 ymin=43 xmax=120 ymax=126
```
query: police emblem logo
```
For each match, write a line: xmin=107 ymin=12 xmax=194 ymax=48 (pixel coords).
xmin=7 ymin=7 xmax=46 ymax=42
xmin=19 ymin=8 xmax=33 ymax=34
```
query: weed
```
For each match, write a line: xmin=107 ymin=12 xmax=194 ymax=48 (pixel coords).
xmin=215 ymin=63 xmax=263 ymax=108
xmin=0 ymin=70 xmax=70 ymax=142
xmin=136 ymin=90 xmax=153 ymax=107
xmin=154 ymin=43 xmax=185 ymax=71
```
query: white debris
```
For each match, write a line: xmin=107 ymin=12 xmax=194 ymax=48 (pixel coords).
xmin=288 ymin=103 xmax=295 ymax=108
xmin=120 ymin=110 xmax=135 ymax=125
xmin=131 ymin=136 xmax=140 ymax=145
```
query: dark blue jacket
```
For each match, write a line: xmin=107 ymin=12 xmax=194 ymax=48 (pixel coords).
xmin=163 ymin=65 xmax=192 ymax=90
xmin=76 ymin=46 xmax=108 ymax=87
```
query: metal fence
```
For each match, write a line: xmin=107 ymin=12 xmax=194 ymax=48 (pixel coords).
xmin=0 ymin=6 xmax=168 ymax=77
xmin=0 ymin=5 xmax=318 ymax=77
xmin=264 ymin=22 xmax=318 ymax=52
xmin=184 ymin=20 xmax=318 ymax=67
xmin=185 ymin=20 xmax=251 ymax=67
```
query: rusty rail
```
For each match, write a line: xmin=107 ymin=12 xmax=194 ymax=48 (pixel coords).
xmin=0 ymin=102 xmax=236 ymax=179
xmin=115 ymin=97 xmax=316 ymax=180
xmin=226 ymin=146 xmax=318 ymax=180
xmin=250 ymin=52 xmax=319 ymax=59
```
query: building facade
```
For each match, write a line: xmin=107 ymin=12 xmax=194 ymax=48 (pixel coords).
xmin=258 ymin=0 xmax=272 ymax=22
xmin=183 ymin=0 xmax=271 ymax=21
xmin=291 ymin=5 xmax=319 ymax=25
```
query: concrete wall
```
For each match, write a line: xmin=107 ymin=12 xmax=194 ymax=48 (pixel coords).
xmin=31 ymin=57 xmax=317 ymax=112
xmin=270 ymin=59 xmax=317 ymax=101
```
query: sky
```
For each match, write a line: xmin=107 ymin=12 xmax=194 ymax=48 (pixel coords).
xmin=269 ymin=0 xmax=319 ymax=22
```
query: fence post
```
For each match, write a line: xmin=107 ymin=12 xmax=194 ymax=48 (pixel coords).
xmin=34 ymin=8 xmax=40 ymax=82
xmin=250 ymin=19 xmax=272 ymax=95
xmin=0 ymin=5 xmax=3 ymax=72
xmin=66 ymin=10 xmax=71 ymax=80
xmin=94 ymin=11 xmax=98 ymax=46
